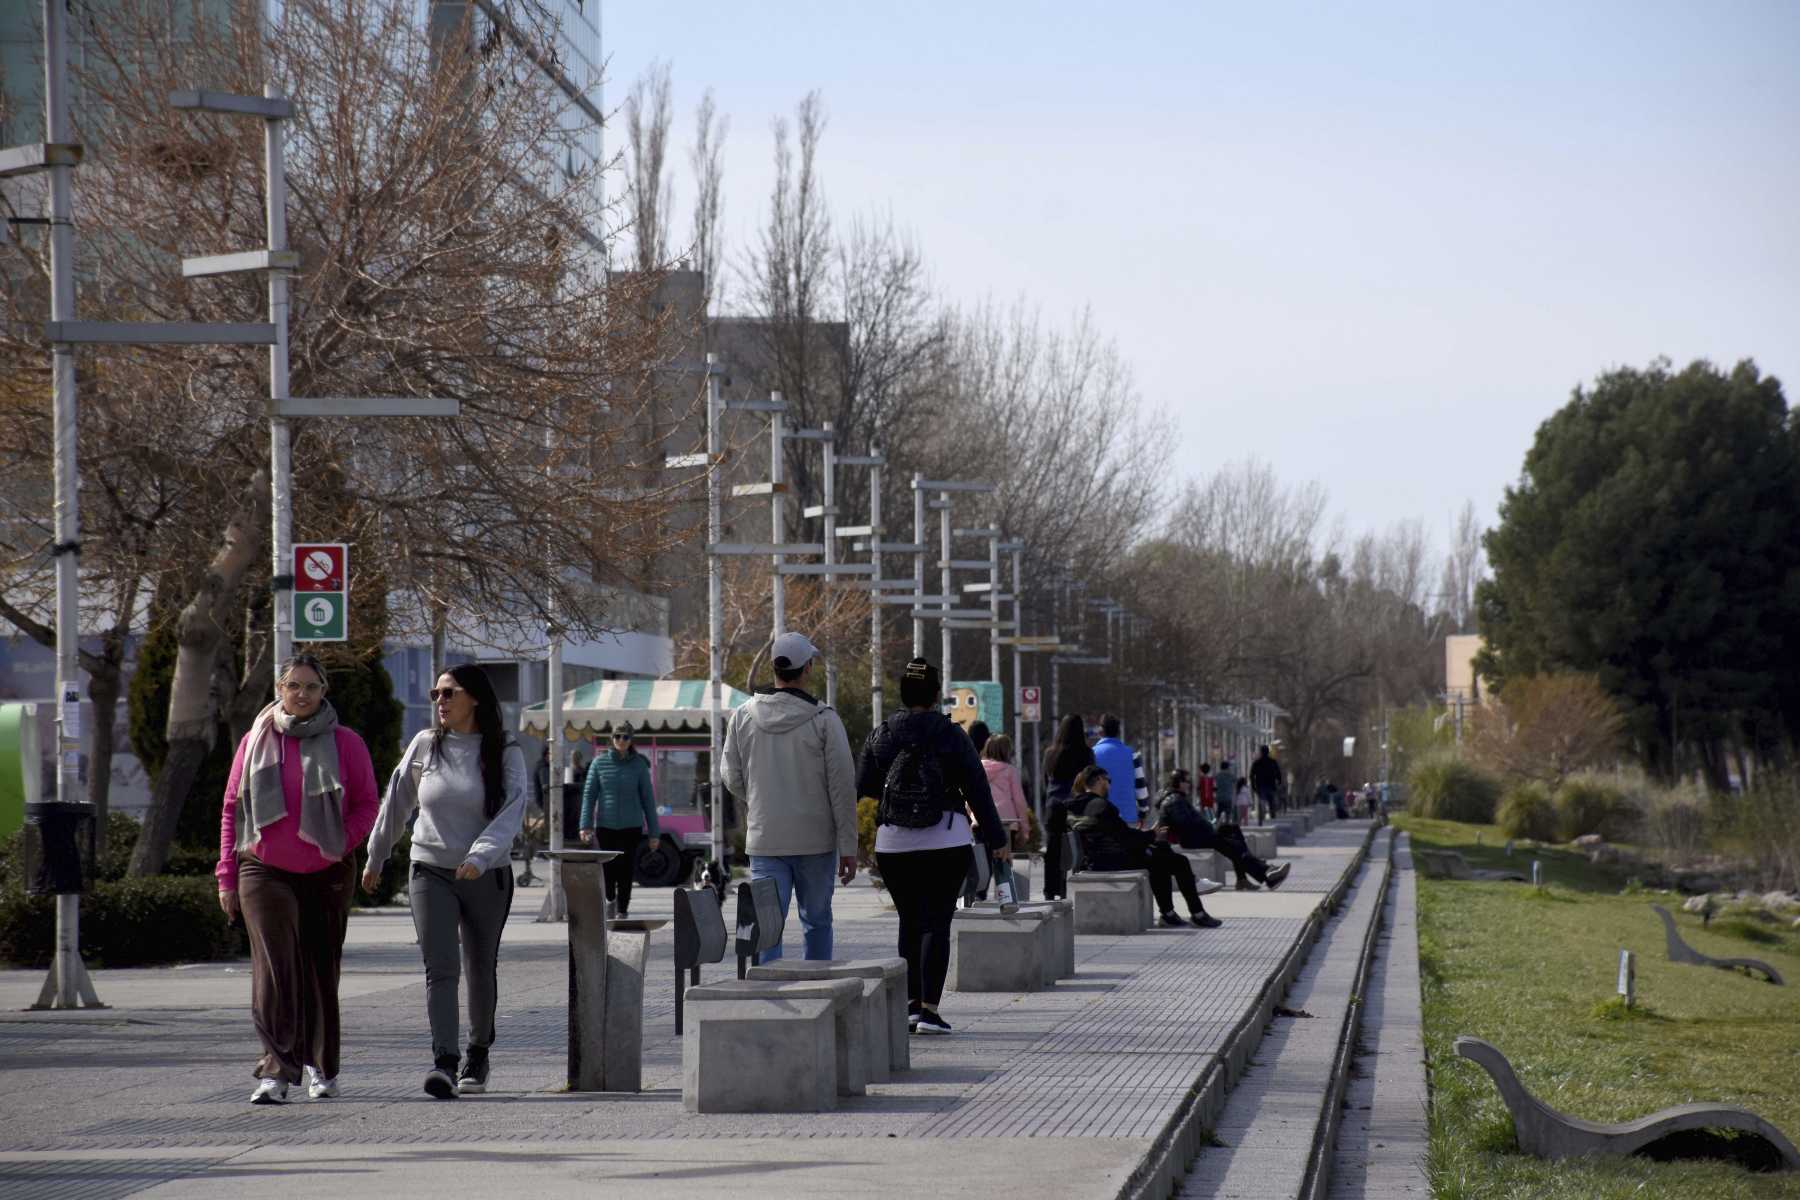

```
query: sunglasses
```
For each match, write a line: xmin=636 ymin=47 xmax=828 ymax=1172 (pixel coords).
xmin=611 ymin=734 xmax=633 ymax=743
xmin=428 ymin=686 xmax=468 ymax=702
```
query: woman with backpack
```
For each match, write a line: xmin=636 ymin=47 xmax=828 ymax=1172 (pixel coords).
xmin=1040 ymin=713 xmax=1094 ymax=900
xmin=858 ymin=657 xmax=1008 ymax=1035
xmin=364 ymin=663 xmax=527 ymax=1099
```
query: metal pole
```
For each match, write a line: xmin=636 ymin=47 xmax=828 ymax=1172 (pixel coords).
xmin=38 ymin=0 xmax=100 ymax=1011
xmin=1010 ymin=548 xmax=1023 ymax=759
xmin=939 ymin=492 xmax=952 ymax=675
xmin=911 ymin=474 xmax=925 ymax=657
xmin=536 ymin=632 xmax=566 ymax=921
xmin=769 ymin=394 xmax=785 ymax=644
xmin=821 ymin=421 xmax=837 ymax=708
xmin=266 ymin=84 xmax=293 ymax=669
xmin=870 ymin=454 xmax=884 ymax=723
xmin=987 ymin=532 xmax=1001 ymax=685
xmin=706 ymin=359 xmax=726 ymax=869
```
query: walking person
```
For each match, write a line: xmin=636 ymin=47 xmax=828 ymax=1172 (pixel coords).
xmin=364 ymin=664 xmax=527 ymax=1100
xmin=577 ymin=723 xmax=659 ymax=919
xmin=1091 ymin=715 xmax=1142 ymax=825
xmin=1196 ymin=762 xmax=1218 ymax=823
xmin=720 ymin=631 xmax=858 ymax=962
xmin=980 ymin=735 xmax=1033 ymax=854
xmin=1234 ymin=777 xmax=1252 ymax=826
xmin=1040 ymin=714 xmax=1094 ymax=900
xmin=1250 ymin=745 xmax=1282 ymax=823
xmin=861 ymin=658 xmax=1009 ymax=1034
xmin=1070 ymin=766 xmax=1220 ymax=927
xmin=217 ymin=653 xmax=381 ymax=1105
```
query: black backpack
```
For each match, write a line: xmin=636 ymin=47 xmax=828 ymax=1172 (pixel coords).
xmin=878 ymin=721 xmax=953 ymax=829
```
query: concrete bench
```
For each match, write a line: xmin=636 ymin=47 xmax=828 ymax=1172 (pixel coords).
xmin=682 ymin=996 xmax=836 ymax=1113
xmin=968 ymin=898 xmax=1074 ymax=979
xmin=1068 ymin=871 xmax=1150 ymax=934
xmin=1295 ymin=809 xmax=1315 ymax=835
xmin=1175 ymin=847 xmax=1229 ymax=887
xmin=948 ymin=907 xmax=1054 ymax=991
xmin=685 ymin=976 xmax=870 ymax=1096
xmin=746 ymin=957 xmax=911 ymax=1075
xmin=735 ymin=876 xmax=785 ymax=976
xmin=1273 ymin=820 xmax=1297 ymax=847
xmin=1243 ymin=827 xmax=1278 ymax=861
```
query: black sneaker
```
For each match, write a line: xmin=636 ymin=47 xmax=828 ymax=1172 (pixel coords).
xmin=907 ymin=1001 xmax=922 ymax=1032
xmin=1194 ymin=913 xmax=1224 ymax=929
xmin=1160 ymin=912 xmax=1190 ymax=928
xmin=1265 ymin=863 xmax=1292 ymax=891
xmin=1235 ymin=879 xmax=1260 ymax=892
xmin=914 ymin=1010 xmax=952 ymax=1035
xmin=424 ymin=1056 xmax=459 ymax=1100
xmin=457 ymin=1048 xmax=490 ymax=1095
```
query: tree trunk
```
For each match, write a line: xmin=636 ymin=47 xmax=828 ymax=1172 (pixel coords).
xmin=85 ymin=659 xmax=122 ymax=860
xmin=129 ymin=470 xmax=269 ymax=877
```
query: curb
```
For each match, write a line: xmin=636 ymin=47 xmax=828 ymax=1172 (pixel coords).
xmin=1119 ymin=821 xmax=1383 ymax=1200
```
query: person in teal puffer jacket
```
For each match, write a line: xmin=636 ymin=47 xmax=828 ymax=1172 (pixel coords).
xmin=577 ymin=723 xmax=660 ymax=917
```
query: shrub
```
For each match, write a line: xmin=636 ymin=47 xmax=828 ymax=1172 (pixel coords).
xmin=1712 ymin=771 xmax=1800 ymax=891
xmin=1642 ymin=782 xmax=1710 ymax=865
xmin=1554 ymin=775 xmax=1638 ymax=841
xmin=1496 ymin=782 xmax=1558 ymax=842
xmin=856 ymin=797 xmax=878 ymax=865
xmin=1406 ymin=752 xmax=1500 ymax=825
xmin=0 ymin=875 xmax=244 ymax=968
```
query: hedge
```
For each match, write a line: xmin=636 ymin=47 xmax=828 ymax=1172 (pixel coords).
xmin=0 ymin=875 xmax=245 ymax=968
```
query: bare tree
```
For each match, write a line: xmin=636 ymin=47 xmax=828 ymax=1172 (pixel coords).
xmin=624 ymin=59 xmax=674 ymax=272
xmin=1439 ymin=499 xmax=1484 ymax=634
xmin=689 ymin=87 xmax=727 ymax=313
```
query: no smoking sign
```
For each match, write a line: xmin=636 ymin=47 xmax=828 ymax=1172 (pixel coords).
xmin=293 ymin=542 xmax=348 ymax=641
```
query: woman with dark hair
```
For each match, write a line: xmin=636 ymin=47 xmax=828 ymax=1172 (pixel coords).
xmin=858 ymin=658 xmax=1008 ymax=1035
xmin=218 ymin=653 xmax=381 ymax=1104
xmin=365 ymin=664 xmax=527 ymax=1099
xmin=1040 ymin=713 xmax=1094 ymax=900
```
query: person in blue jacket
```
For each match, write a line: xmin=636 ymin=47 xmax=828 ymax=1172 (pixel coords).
xmin=578 ymin=723 xmax=660 ymax=918
xmin=1090 ymin=714 xmax=1142 ymax=825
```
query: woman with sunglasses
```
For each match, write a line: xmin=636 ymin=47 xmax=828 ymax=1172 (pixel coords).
xmin=364 ymin=664 xmax=527 ymax=1099
xmin=577 ymin=723 xmax=660 ymax=919
xmin=217 ymin=653 xmax=381 ymax=1104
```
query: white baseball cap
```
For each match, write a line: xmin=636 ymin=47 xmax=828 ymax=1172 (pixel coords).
xmin=771 ymin=631 xmax=819 ymax=671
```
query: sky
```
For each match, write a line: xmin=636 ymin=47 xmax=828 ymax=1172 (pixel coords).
xmin=598 ymin=0 xmax=1800 ymax=549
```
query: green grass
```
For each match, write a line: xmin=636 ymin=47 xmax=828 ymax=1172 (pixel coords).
xmin=1396 ymin=814 xmax=1800 ymax=1200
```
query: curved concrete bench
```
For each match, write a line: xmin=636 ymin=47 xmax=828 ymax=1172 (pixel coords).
xmin=1652 ymin=905 xmax=1785 ymax=985
xmin=1455 ymin=1036 xmax=1800 ymax=1169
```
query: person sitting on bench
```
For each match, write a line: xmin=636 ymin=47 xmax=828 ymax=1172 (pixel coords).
xmin=1071 ymin=766 xmax=1221 ymax=929
xmin=1154 ymin=769 xmax=1290 ymax=893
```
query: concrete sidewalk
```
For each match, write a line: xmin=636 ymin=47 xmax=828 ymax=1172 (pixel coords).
xmin=0 ymin=821 xmax=1377 ymax=1199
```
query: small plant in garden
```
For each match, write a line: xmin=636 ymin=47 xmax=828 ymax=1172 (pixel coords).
xmin=1497 ymin=781 xmax=1557 ymax=842
xmin=1407 ymin=750 xmax=1501 ymax=825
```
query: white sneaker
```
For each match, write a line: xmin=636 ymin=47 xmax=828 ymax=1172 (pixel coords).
xmin=304 ymin=1066 xmax=338 ymax=1099
xmin=1194 ymin=878 xmax=1225 ymax=896
xmin=250 ymin=1077 xmax=288 ymax=1105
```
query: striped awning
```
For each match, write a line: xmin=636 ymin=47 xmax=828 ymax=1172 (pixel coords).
xmin=519 ymin=678 xmax=753 ymax=736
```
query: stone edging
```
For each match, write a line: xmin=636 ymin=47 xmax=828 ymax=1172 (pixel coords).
xmin=1119 ymin=822 xmax=1383 ymax=1200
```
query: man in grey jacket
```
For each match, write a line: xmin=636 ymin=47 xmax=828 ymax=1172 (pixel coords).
xmin=721 ymin=631 xmax=858 ymax=961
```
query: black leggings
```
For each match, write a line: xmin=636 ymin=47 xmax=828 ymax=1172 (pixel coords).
xmin=877 ymin=845 xmax=967 ymax=1008
xmin=593 ymin=827 xmax=642 ymax=915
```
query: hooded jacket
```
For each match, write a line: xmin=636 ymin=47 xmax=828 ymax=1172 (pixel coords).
xmin=857 ymin=710 xmax=1007 ymax=852
xmin=721 ymin=687 xmax=858 ymax=858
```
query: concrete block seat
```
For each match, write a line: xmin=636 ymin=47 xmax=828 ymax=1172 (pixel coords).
xmin=968 ymin=898 xmax=1075 ymax=979
xmin=1457 ymin=1036 xmax=1800 ymax=1168
xmin=1068 ymin=871 xmax=1150 ymax=935
xmin=684 ymin=976 xmax=870 ymax=1096
xmin=1242 ymin=827 xmax=1278 ymax=861
xmin=745 ymin=957 xmax=911 ymax=1073
xmin=681 ymin=997 xmax=837 ymax=1113
xmin=1273 ymin=821 xmax=1298 ymax=847
xmin=1174 ymin=848 xmax=1229 ymax=888
xmin=947 ymin=907 xmax=1054 ymax=992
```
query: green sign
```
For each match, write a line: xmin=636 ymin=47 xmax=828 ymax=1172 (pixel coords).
xmin=296 ymin=592 xmax=347 ymax=641
xmin=0 ymin=703 xmax=40 ymax=840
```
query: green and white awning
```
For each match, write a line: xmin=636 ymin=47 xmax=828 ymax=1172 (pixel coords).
xmin=519 ymin=679 xmax=753 ymax=736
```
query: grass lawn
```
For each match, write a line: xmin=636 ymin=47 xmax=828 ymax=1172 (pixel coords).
xmin=1396 ymin=815 xmax=1800 ymax=1199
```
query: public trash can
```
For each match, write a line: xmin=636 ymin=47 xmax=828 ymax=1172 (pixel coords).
xmin=24 ymin=801 xmax=95 ymax=896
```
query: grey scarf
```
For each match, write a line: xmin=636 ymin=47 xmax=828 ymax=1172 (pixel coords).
xmin=239 ymin=700 xmax=345 ymax=860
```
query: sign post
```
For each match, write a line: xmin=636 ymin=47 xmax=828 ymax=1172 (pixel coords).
xmin=1018 ymin=685 xmax=1042 ymax=723
xmin=293 ymin=543 xmax=348 ymax=642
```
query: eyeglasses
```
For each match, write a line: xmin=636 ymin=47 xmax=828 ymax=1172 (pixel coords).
xmin=428 ymin=686 xmax=467 ymax=702
xmin=280 ymin=681 xmax=324 ymax=696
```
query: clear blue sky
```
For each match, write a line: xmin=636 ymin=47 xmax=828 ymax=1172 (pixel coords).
xmin=601 ymin=1 xmax=1800 ymax=545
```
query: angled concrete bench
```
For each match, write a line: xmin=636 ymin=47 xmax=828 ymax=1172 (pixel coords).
xmin=1065 ymin=832 xmax=1152 ymax=934
xmin=948 ymin=907 xmax=1054 ymax=991
xmin=1242 ymin=827 xmax=1278 ymax=861
xmin=1456 ymin=1036 xmax=1800 ymax=1168
xmin=1174 ymin=848 xmax=1229 ymax=890
xmin=968 ymin=898 xmax=1075 ymax=979
xmin=735 ymin=876 xmax=784 ymax=977
xmin=746 ymin=957 xmax=910 ymax=1076
xmin=682 ymin=996 xmax=837 ymax=1113
xmin=685 ymin=976 xmax=871 ymax=1096
xmin=1652 ymin=905 xmax=1785 ymax=985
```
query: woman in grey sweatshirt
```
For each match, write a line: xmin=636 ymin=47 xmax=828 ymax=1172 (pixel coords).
xmin=364 ymin=663 xmax=526 ymax=1099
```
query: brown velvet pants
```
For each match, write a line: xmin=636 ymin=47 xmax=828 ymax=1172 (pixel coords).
xmin=237 ymin=853 xmax=355 ymax=1083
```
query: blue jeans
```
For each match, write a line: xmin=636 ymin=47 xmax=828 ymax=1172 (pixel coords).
xmin=749 ymin=852 xmax=837 ymax=962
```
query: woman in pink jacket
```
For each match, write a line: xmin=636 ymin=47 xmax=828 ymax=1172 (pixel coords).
xmin=980 ymin=734 xmax=1033 ymax=853
xmin=216 ymin=653 xmax=380 ymax=1105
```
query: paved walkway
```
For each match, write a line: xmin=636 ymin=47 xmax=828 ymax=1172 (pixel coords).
xmin=0 ymin=821 xmax=1377 ymax=1200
